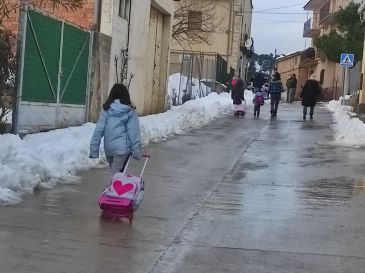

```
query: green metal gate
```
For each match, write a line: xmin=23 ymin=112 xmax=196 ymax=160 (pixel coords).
xmin=17 ymin=9 xmax=91 ymax=132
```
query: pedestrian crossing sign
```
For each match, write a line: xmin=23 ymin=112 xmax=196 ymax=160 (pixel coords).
xmin=340 ymin=53 xmax=354 ymax=67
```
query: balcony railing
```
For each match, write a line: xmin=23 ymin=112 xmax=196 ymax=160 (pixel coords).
xmin=303 ymin=18 xmax=320 ymax=38
xmin=319 ymin=1 xmax=330 ymax=23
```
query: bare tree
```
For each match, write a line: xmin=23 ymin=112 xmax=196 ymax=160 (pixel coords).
xmin=0 ymin=28 xmax=15 ymax=132
xmin=0 ymin=0 xmax=82 ymax=25
xmin=172 ymin=0 xmax=225 ymax=47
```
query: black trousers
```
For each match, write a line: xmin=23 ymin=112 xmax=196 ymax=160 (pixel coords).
xmin=303 ymin=106 xmax=314 ymax=117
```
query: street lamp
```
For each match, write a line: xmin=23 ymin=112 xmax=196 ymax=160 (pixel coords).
xmin=358 ymin=2 xmax=365 ymax=112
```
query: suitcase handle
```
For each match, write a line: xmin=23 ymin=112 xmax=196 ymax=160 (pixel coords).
xmin=123 ymin=154 xmax=150 ymax=177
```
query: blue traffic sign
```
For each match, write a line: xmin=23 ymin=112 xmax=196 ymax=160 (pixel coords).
xmin=340 ymin=53 xmax=354 ymax=67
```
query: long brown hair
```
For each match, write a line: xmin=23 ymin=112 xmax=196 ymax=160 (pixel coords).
xmin=103 ymin=83 xmax=132 ymax=111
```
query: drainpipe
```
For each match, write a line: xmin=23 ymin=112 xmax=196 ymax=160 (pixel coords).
xmin=226 ymin=1 xmax=233 ymax=68
xmin=358 ymin=3 xmax=365 ymax=112
xmin=126 ymin=0 xmax=132 ymax=50
xmin=240 ymin=0 xmax=245 ymax=78
xmin=94 ymin=0 xmax=102 ymax=32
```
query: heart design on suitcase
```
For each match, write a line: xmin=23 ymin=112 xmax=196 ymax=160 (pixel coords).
xmin=112 ymin=180 xmax=134 ymax=195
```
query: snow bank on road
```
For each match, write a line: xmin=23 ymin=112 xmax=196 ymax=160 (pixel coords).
xmin=141 ymin=92 xmax=233 ymax=142
xmin=0 ymin=92 xmax=238 ymax=205
xmin=327 ymin=100 xmax=365 ymax=147
xmin=0 ymin=124 xmax=103 ymax=205
xmin=168 ymin=73 xmax=212 ymax=106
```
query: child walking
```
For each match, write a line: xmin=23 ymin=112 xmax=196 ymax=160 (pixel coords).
xmin=90 ymin=83 xmax=142 ymax=174
xmin=253 ymin=89 xmax=265 ymax=117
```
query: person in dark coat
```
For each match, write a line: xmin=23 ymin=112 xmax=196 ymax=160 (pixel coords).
xmin=253 ymin=72 xmax=265 ymax=93
xmin=231 ymin=78 xmax=245 ymax=105
xmin=300 ymin=74 xmax=321 ymax=120
xmin=269 ymin=72 xmax=284 ymax=118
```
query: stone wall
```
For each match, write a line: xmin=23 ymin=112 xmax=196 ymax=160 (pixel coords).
xmin=88 ymin=32 xmax=112 ymax=123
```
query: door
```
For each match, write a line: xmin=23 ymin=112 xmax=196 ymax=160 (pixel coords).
xmin=146 ymin=6 xmax=164 ymax=114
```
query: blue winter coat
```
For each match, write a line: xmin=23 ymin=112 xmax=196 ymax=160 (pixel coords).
xmin=269 ymin=80 xmax=284 ymax=94
xmin=90 ymin=101 xmax=142 ymax=160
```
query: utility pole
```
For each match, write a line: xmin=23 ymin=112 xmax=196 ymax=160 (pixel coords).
xmin=358 ymin=3 xmax=365 ymax=112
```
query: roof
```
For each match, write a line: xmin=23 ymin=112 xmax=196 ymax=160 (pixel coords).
xmin=276 ymin=51 xmax=302 ymax=62
xmin=304 ymin=0 xmax=323 ymax=11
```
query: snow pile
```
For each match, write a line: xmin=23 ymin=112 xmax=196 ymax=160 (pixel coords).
xmin=0 ymin=124 xmax=103 ymax=204
xmin=327 ymin=100 xmax=365 ymax=147
xmin=168 ymin=73 xmax=211 ymax=106
xmin=4 ymin=110 xmax=12 ymax=123
xmin=141 ymin=92 xmax=233 ymax=142
xmin=0 ymin=92 xmax=240 ymax=205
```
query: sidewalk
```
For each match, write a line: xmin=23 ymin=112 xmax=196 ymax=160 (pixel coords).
xmin=0 ymin=103 xmax=365 ymax=273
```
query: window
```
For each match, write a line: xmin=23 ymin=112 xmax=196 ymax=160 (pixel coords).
xmin=119 ymin=0 xmax=130 ymax=20
xmin=188 ymin=11 xmax=202 ymax=30
xmin=320 ymin=69 xmax=325 ymax=84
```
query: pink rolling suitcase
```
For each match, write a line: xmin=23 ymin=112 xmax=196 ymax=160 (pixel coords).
xmin=234 ymin=101 xmax=246 ymax=117
xmin=98 ymin=155 xmax=150 ymax=222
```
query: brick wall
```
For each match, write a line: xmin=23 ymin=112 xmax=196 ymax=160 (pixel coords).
xmin=2 ymin=0 xmax=95 ymax=36
xmin=2 ymin=1 xmax=20 ymax=34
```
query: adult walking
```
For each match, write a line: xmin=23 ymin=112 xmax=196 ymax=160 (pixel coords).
xmin=231 ymin=78 xmax=245 ymax=105
xmin=300 ymin=74 xmax=321 ymax=120
xmin=269 ymin=72 xmax=284 ymax=118
xmin=231 ymin=78 xmax=245 ymax=116
xmin=285 ymin=75 xmax=292 ymax=102
xmin=288 ymin=74 xmax=297 ymax=103
xmin=253 ymin=72 xmax=265 ymax=93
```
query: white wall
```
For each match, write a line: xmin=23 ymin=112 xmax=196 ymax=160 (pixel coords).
xmin=100 ymin=0 xmax=129 ymax=91
xmin=99 ymin=0 xmax=173 ymax=115
xmin=128 ymin=0 xmax=174 ymax=114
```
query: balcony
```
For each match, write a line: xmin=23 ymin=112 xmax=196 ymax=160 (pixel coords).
xmin=303 ymin=18 xmax=320 ymax=38
xmin=319 ymin=1 xmax=333 ymax=26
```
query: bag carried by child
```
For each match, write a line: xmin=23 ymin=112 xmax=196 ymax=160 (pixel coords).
xmin=99 ymin=155 xmax=150 ymax=222
xmin=233 ymin=101 xmax=246 ymax=117
xmin=254 ymin=94 xmax=265 ymax=106
xmin=103 ymin=172 xmax=144 ymax=210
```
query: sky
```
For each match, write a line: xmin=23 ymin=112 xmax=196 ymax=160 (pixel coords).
xmin=251 ymin=0 xmax=311 ymax=55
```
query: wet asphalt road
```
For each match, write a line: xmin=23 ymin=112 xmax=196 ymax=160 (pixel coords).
xmin=1 ymin=103 xmax=365 ymax=273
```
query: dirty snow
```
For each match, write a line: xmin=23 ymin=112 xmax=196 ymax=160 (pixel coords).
xmin=327 ymin=100 xmax=365 ymax=147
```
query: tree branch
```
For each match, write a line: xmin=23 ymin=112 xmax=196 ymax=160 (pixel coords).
xmin=172 ymin=0 xmax=226 ymax=47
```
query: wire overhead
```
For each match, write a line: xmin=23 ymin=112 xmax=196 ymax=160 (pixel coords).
xmin=255 ymin=3 xmax=307 ymax=12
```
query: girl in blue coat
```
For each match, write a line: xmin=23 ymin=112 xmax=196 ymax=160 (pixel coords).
xmin=90 ymin=84 xmax=142 ymax=173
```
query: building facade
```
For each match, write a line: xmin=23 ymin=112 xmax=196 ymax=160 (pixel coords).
xmin=170 ymin=0 xmax=253 ymax=82
xmin=3 ymin=0 xmax=174 ymax=133
xmin=100 ymin=0 xmax=174 ymax=116
xmin=303 ymin=0 xmax=362 ymax=100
